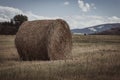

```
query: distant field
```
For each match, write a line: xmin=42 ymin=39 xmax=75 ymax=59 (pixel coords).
xmin=0 ymin=35 xmax=120 ymax=80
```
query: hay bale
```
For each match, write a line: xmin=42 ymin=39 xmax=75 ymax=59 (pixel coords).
xmin=15 ymin=19 xmax=72 ymax=60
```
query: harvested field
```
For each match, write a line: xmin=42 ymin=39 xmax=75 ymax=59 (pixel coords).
xmin=0 ymin=35 xmax=120 ymax=80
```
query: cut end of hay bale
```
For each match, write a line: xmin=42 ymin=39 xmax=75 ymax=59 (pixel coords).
xmin=15 ymin=19 xmax=72 ymax=61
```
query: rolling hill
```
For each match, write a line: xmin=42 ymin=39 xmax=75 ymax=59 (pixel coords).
xmin=92 ymin=27 xmax=120 ymax=35
xmin=71 ymin=23 xmax=120 ymax=34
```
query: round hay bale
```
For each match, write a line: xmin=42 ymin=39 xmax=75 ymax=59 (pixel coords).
xmin=15 ymin=19 xmax=72 ymax=61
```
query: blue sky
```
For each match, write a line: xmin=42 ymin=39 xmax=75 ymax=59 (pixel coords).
xmin=0 ymin=0 xmax=120 ymax=29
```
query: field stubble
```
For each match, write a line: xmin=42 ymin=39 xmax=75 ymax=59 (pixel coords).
xmin=0 ymin=35 xmax=120 ymax=80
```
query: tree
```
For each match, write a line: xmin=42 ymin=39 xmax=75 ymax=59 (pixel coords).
xmin=10 ymin=19 xmax=14 ymax=26
xmin=13 ymin=14 xmax=28 ymax=27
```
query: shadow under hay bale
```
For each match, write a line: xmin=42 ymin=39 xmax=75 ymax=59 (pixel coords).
xmin=15 ymin=19 xmax=72 ymax=61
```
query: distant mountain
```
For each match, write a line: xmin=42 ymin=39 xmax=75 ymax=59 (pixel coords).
xmin=92 ymin=27 xmax=120 ymax=35
xmin=71 ymin=23 xmax=120 ymax=34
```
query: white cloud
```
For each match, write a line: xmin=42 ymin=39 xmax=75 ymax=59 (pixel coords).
xmin=91 ymin=3 xmax=96 ymax=9
xmin=63 ymin=15 xmax=120 ymax=29
xmin=78 ymin=0 xmax=96 ymax=12
xmin=0 ymin=6 xmax=61 ymax=22
xmin=25 ymin=11 xmax=61 ymax=21
xmin=0 ymin=6 xmax=23 ymax=22
xmin=64 ymin=1 xmax=69 ymax=5
xmin=0 ymin=6 xmax=120 ymax=29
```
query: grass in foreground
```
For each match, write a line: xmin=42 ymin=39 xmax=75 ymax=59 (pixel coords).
xmin=0 ymin=35 xmax=120 ymax=80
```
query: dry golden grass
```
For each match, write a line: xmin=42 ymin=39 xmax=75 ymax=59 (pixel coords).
xmin=0 ymin=35 xmax=120 ymax=80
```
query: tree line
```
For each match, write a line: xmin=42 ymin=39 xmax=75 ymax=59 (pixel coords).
xmin=0 ymin=14 xmax=28 ymax=35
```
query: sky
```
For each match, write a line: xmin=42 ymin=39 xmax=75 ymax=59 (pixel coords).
xmin=0 ymin=0 xmax=120 ymax=29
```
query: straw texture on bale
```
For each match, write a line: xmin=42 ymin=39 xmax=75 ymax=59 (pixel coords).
xmin=15 ymin=19 xmax=72 ymax=60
